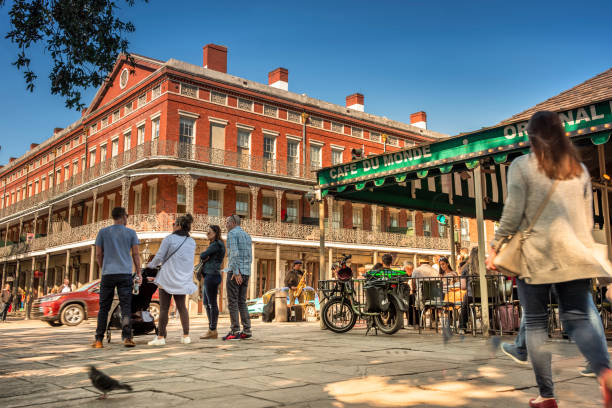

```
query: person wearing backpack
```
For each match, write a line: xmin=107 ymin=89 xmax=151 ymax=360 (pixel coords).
xmin=146 ymin=214 xmax=197 ymax=346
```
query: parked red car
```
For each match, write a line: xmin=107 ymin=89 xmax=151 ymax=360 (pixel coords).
xmin=32 ymin=280 xmax=160 ymax=326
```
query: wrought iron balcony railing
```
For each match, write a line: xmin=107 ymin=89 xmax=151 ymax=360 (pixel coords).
xmin=0 ymin=214 xmax=455 ymax=259
xmin=0 ymin=140 xmax=318 ymax=220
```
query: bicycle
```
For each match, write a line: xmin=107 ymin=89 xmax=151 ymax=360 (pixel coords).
xmin=320 ymin=255 xmax=408 ymax=335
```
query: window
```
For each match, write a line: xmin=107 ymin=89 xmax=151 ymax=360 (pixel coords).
xmin=89 ymin=149 xmax=96 ymax=167
xmin=148 ymin=182 xmax=157 ymax=214
xmin=388 ymin=136 xmax=399 ymax=146
xmin=211 ymin=90 xmax=226 ymax=104
xmin=370 ymin=131 xmax=381 ymax=142
xmin=138 ymin=93 xmax=147 ymax=107
xmin=34 ymin=180 xmax=39 ymax=195
xmin=180 ymin=84 xmax=197 ymax=97
xmin=332 ymin=149 xmax=343 ymax=165
xmin=262 ymin=196 xmax=275 ymax=220
xmin=332 ymin=122 xmax=343 ymax=133
xmin=389 ymin=212 xmax=399 ymax=229
xmin=238 ymin=98 xmax=253 ymax=111
xmin=236 ymin=192 xmax=249 ymax=218
xmin=28 ymin=184 xmax=32 ymax=198
xmin=96 ymin=200 xmax=103 ymax=221
xmin=73 ymin=161 xmax=79 ymax=175
xmin=90 ymin=124 xmax=97 ymax=134
xmin=287 ymin=140 xmax=299 ymax=176
xmin=352 ymin=127 xmax=363 ymax=138
xmin=263 ymin=105 xmax=278 ymax=117
xmin=309 ymin=145 xmax=322 ymax=169
xmin=263 ymin=135 xmax=275 ymax=160
xmin=177 ymin=184 xmax=186 ymax=213
xmin=152 ymin=84 xmax=161 ymax=99
xmin=41 ymin=177 xmax=46 ymax=192
xmin=332 ymin=202 xmax=342 ymax=229
xmin=438 ymin=222 xmax=447 ymax=238
xmin=108 ymin=195 xmax=116 ymax=214
xmin=124 ymin=101 xmax=133 ymax=115
xmin=124 ymin=131 xmax=131 ymax=151
xmin=352 ymin=207 xmax=363 ymax=230
xmin=81 ymin=156 xmax=86 ymax=172
xmin=287 ymin=111 xmax=301 ymax=123
xmin=309 ymin=117 xmax=323 ymax=128
xmin=137 ymin=125 xmax=145 ymax=145
xmin=100 ymin=144 xmax=107 ymax=162
xmin=152 ymin=118 xmax=160 ymax=140
xmin=423 ymin=216 xmax=432 ymax=237
xmin=112 ymin=110 xmax=120 ymax=123
xmin=134 ymin=189 xmax=142 ymax=215
xmin=237 ymin=129 xmax=250 ymax=155
xmin=111 ymin=139 xmax=119 ymax=157
xmin=101 ymin=117 xmax=108 ymax=128
xmin=286 ymin=199 xmax=298 ymax=223
xmin=460 ymin=218 xmax=470 ymax=243
xmin=406 ymin=211 xmax=415 ymax=236
xmin=179 ymin=118 xmax=194 ymax=144
xmin=208 ymin=189 xmax=222 ymax=217
xmin=64 ymin=165 xmax=69 ymax=181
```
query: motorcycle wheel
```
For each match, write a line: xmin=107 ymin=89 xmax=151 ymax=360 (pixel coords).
xmin=374 ymin=297 xmax=403 ymax=335
xmin=321 ymin=296 xmax=356 ymax=333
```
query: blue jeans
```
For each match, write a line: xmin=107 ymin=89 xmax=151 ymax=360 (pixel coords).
xmin=203 ymin=274 xmax=222 ymax=330
xmin=517 ymin=279 xmax=609 ymax=398
xmin=95 ymin=274 xmax=133 ymax=341
xmin=514 ymin=311 xmax=527 ymax=354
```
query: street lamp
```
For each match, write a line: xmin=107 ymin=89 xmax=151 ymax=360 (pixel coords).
xmin=141 ymin=239 xmax=151 ymax=265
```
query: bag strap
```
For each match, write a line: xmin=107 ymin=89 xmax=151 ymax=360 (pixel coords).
xmin=524 ymin=180 xmax=559 ymax=236
xmin=160 ymin=236 xmax=188 ymax=267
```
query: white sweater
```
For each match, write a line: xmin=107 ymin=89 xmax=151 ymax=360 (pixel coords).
xmin=148 ymin=233 xmax=197 ymax=295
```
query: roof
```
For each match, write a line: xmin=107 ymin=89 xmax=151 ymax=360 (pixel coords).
xmin=499 ymin=67 xmax=612 ymax=125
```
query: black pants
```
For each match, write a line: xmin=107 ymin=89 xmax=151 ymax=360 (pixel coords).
xmin=226 ymin=274 xmax=251 ymax=334
xmin=203 ymin=274 xmax=222 ymax=330
xmin=95 ymin=274 xmax=133 ymax=341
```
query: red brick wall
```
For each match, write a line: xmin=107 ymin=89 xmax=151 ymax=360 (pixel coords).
xmin=157 ymin=175 xmax=177 ymax=213
xmin=223 ymin=187 xmax=236 ymax=217
xmin=194 ymin=179 xmax=207 ymax=214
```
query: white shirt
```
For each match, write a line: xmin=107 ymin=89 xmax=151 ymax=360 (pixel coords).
xmin=148 ymin=233 xmax=197 ymax=295
xmin=60 ymin=285 xmax=71 ymax=293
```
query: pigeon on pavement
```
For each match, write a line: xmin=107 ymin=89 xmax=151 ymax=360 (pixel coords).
xmin=88 ymin=365 xmax=133 ymax=399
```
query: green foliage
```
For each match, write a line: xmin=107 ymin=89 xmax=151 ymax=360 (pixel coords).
xmin=3 ymin=0 xmax=144 ymax=110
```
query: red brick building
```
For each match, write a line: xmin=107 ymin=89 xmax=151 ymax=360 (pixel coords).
xmin=0 ymin=44 xmax=466 ymax=308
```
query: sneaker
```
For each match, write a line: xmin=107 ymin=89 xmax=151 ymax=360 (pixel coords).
xmin=91 ymin=340 xmax=103 ymax=349
xmin=579 ymin=365 xmax=596 ymax=378
xmin=222 ymin=331 xmax=241 ymax=341
xmin=200 ymin=330 xmax=218 ymax=339
xmin=500 ymin=342 xmax=529 ymax=365
xmin=181 ymin=336 xmax=191 ymax=344
xmin=147 ymin=337 xmax=166 ymax=346
xmin=240 ymin=331 xmax=252 ymax=340
xmin=123 ymin=338 xmax=136 ymax=348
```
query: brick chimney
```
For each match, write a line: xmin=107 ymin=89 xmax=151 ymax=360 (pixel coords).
xmin=30 ymin=143 xmax=39 ymax=150
xmin=268 ymin=68 xmax=288 ymax=91
xmin=53 ymin=127 xmax=64 ymax=135
xmin=9 ymin=157 xmax=16 ymax=163
xmin=410 ymin=111 xmax=427 ymax=129
xmin=346 ymin=93 xmax=364 ymax=112
xmin=203 ymin=44 xmax=227 ymax=73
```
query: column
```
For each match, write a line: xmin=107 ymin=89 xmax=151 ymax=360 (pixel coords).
xmin=33 ymin=212 xmax=39 ymax=237
xmin=328 ymin=248 xmax=333 ymax=281
xmin=249 ymin=186 xmax=259 ymax=220
xmin=89 ymin=245 xmax=96 ymax=281
xmin=178 ymin=174 xmax=196 ymax=214
xmin=249 ymin=243 xmax=257 ymax=299
xmin=25 ymin=257 xmax=35 ymax=320
xmin=66 ymin=198 xmax=73 ymax=228
xmin=449 ymin=215 xmax=456 ymax=270
xmin=474 ymin=165 xmax=489 ymax=335
xmin=91 ymin=189 xmax=98 ymax=223
xmin=318 ymin=199 xmax=326 ymax=284
xmin=1 ymin=261 xmax=6 ymax=289
xmin=46 ymin=205 xmax=53 ymax=244
xmin=3 ymin=222 xmax=9 ymax=246
xmin=275 ymin=190 xmax=283 ymax=223
xmin=373 ymin=251 xmax=378 ymax=265
xmin=372 ymin=204 xmax=378 ymax=232
xmin=326 ymin=196 xmax=334 ymax=229
xmin=43 ymin=253 xmax=50 ymax=295
xmin=13 ymin=261 xmax=20 ymax=310
xmin=18 ymin=218 xmax=23 ymax=244
xmin=275 ymin=244 xmax=281 ymax=288
xmin=121 ymin=176 xmax=131 ymax=209
xmin=65 ymin=249 xmax=71 ymax=280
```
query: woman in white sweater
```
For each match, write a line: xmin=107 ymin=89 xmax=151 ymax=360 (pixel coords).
xmin=147 ymin=214 xmax=197 ymax=345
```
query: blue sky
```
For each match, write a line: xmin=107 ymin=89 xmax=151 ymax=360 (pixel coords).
xmin=1 ymin=0 xmax=611 ymax=163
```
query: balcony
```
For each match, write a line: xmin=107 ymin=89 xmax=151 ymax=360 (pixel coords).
xmin=0 ymin=141 xmax=318 ymax=220
xmin=0 ymin=214 xmax=454 ymax=259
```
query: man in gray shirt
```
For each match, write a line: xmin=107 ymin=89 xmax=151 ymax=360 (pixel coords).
xmin=92 ymin=207 xmax=141 ymax=348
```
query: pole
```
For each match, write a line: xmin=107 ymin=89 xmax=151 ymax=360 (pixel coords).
xmin=89 ymin=245 xmax=96 ymax=282
xmin=275 ymin=244 xmax=281 ymax=288
xmin=449 ymin=215 xmax=456 ymax=270
xmin=474 ymin=165 xmax=490 ymax=335
xmin=598 ymin=144 xmax=611 ymax=257
xmin=43 ymin=253 xmax=50 ymax=295
xmin=319 ymin=200 xmax=326 ymax=282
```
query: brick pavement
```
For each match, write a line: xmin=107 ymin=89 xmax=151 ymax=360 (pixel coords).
xmin=0 ymin=316 xmax=605 ymax=407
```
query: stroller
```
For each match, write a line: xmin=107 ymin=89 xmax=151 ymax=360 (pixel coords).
xmin=105 ymin=267 xmax=159 ymax=343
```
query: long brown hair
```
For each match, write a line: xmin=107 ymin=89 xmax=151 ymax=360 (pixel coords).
xmin=527 ymin=111 xmax=582 ymax=180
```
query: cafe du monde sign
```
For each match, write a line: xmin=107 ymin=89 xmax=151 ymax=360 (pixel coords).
xmin=318 ymin=100 xmax=612 ymax=187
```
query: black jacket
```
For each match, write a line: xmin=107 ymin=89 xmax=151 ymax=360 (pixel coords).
xmin=200 ymin=240 xmax=226 ymax=275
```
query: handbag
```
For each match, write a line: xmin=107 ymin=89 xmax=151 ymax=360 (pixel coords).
xmin=493 ymin=180 xmax=559 ymax=277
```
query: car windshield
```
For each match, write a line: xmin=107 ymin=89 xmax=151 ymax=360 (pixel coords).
xmin=73 ymin=281 xmax=99 ymax=292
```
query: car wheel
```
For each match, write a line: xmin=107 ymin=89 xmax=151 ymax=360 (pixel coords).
xmin=148 ymin=302 xmax=160 ymax=322
xmin=60 ymin=304 xmax=85 ymax=326
xmin=46 ymin=320 xmax=63 ymax=327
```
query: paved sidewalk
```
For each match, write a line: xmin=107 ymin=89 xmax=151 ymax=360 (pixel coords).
xmin=0 ymin=316 xmax=604 ymax=407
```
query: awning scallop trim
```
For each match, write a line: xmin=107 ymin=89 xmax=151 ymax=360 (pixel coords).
xmin=374 ymin=178 xmax=385 ymax=187
xmin=591 ymin=133 xmax=611 ymax=145
xmin=355 ymin=182 xmax=366 ymax=191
